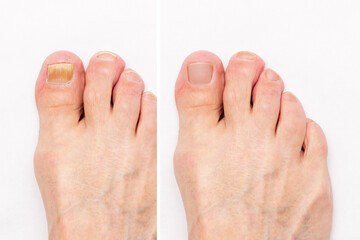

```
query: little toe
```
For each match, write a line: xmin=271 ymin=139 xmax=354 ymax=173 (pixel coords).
xmin=84 ymin=51 xmax=124 ymax=125
xmin=303 ymin=119 xmax=328 ymax=161
xmin=223 ymin=51 xmax=265 ymax=123
xmin=112 ymin=69 xmax=145 ymax=133
xmin=276 ymin=92 xmax=307 ymax=151
xmin=252 ymin=69 xmax=284 ymax=132
xmin=175 ymin=51 xmax=225 ymax=130
xmin=35 ymin=51 xmax=85 ymax=128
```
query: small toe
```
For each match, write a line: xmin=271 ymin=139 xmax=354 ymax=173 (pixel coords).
xmin=137 ymin=92 xmax=157 ymax=138
xmin=112 ymin=69 xmax=145 ymax=133
xmin=252 ymin=69 xmax=284 ymax=132
xmin=303 ymin=119 xmax=328 ymax=160
xmin=223 ymin=51 xmax=265 ymax=123
xmin=175 ymin=51 xmax=225 ymax=130
xmin=35 ymin=50 xmax=85 ymax=128
xmin=84 ymin=51 xmax=125 ymax=125
xmin=276 ymin=92 xmax=306 ymax=151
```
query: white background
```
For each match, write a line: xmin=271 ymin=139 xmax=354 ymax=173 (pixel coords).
xmin=0 ymin=0 xmax=156 ymax=239
xmin=160 ymin=0 xmax=360 ymax=239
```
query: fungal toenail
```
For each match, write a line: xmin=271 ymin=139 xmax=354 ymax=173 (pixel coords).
xmin=47 ymin=63 xmax=74 ymax=85
xmin=187 ymin=62 xmax=213 ymax=85
xmin=97 ymin=51 xmax=117 ymax=60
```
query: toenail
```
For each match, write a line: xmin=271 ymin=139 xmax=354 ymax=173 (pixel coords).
xmin=47 ymin=63 xmax=74 ymax=85
xmin=236 ymin=52 xmax=257 ymax=61
xmin=265 ymin=70 xmax=280 ymax=81
xmin=307 ymin=118 xmax=314 ymax=123
xmin=96 ymin=51 xmax=117 ymax=61
xmin=124 ymin=69 xmax=142 ymax=83
xmin=187 ymin=62 xmax=213 ymax=85
xmin=143 ymin=92 xmax=157 ymax=101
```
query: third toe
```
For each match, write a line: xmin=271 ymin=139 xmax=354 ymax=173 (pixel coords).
xmin=112 ymin=69 xmax=144 ymax=133
xmin=252 ymin=69 xmax=284 ymax=131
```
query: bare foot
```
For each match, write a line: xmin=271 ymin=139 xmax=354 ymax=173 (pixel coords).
xmin=35 ymin=51 xmax=156 ymax=240
xmin=174 ymin=51 xmax=332 ymax=239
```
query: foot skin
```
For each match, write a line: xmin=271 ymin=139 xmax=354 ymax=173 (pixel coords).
xmin=174 ymin=51 xmax=332 ymax=239
xmin=35 ymin=51 xmax=156 ymax=240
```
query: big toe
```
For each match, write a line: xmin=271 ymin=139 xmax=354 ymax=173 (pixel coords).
xmin=35 ymin=51 xmax=85 ymax=129
xmin=175 ymin=51 xmax=225 ymax=130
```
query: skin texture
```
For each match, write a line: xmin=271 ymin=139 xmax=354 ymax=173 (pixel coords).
xmin=34 ymin=51 xmax=156 ymax=240
xmin=174 ymin=51 xmax=333 ymax=240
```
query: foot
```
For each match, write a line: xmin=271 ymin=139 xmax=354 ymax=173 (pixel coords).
xmin=35 ymin=51 xmax=157 ymax=240
xmin=174 ymin=51 xmax=332 ymax=239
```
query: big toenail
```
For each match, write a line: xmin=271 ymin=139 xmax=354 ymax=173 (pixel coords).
xmin=124 ymin=69 xmax=142 ymax=83
xmin=187 ymin=62 xmax=213 ymax=85
xmin=265 ymin=70 xmax=279 ymax=81
xmin=236 ymin=52 xmax=257 ymax=60
xmin=97 ymin=51 xmax=117 ymax=60
xmin=47 ymin=63 xmax=74 ymax=85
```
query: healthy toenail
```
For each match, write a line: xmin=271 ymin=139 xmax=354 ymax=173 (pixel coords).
xmin=265 ymin=70 xmax=279 ymax=81
xmin=187 ymin=62 xmax=213 ymax=85
xmin=47 ymin=63 xmax=74 ymax=85
xmin=124 ymin=69 xmax=142 ymax=83
xmin=143 ymin=92 xmax=157 ymax=101
xmin=97 ymin=51 xmax=117 ymax=60
xmin=307 ymin=118 xmax=314 ymax=123
xmin=236 ymin=52 xmax=257 ymax=61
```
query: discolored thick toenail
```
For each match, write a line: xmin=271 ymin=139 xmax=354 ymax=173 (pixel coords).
xmin=47 ymin=63 xmax=74 ymax=85
xmin=187 ymin=62 xmax=213 ymax=85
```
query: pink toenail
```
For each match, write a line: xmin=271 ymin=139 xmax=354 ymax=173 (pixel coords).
xmin=124 ymin=69 xmax=142 ymax=83
xmin=47 ymin=63 xmax=74 ymax=85
xmin=265 ymin=70 xmax=279 ymax=81
xmin=236 ymin=52 xmax=257 ymax=60
xmin=97 ymin=51 xmax=117 ymax=60
xmin=187 ymin=62 xmax=213 ymax=85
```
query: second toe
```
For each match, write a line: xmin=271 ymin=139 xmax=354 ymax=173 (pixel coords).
xmin=223 ymin=51 xmax=265 ymax=124
xmin=84 ymin=51 xmax=125 ymax=125
xmin=251 ymin=69 xmax=284 ymax=132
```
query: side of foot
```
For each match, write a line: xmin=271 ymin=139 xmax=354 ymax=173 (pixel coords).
xmin=35 ymin=51 xmax=157 ymax=239
xmin=174 ymin=51 xmax=332 ymax=239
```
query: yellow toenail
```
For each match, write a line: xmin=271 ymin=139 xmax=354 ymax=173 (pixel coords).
xmin=97 ymin=51 xmax=117 ymax=60
xmin=47 ymin=63 xmax=74 ymax=85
